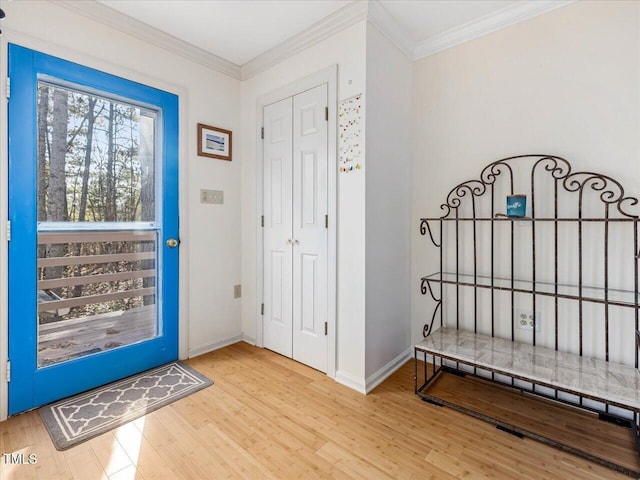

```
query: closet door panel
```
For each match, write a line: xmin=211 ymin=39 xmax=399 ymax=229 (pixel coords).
xmin=263 ymin=97 xmax=294 ymax=358
xmin=292 ymin=84 xmax=328 ymax=372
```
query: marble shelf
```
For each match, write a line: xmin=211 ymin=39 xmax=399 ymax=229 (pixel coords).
xmin=422 ymin=272 xmax=638 ymax=308
xmin=416 ymin=327 xmax=640 ymax=412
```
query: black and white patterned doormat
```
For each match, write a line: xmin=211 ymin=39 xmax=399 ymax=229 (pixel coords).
xmin=39 ymin=362 xmax=212 ymax=450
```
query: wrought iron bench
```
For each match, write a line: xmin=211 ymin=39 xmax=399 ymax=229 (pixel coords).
xmin=415 ymin=155 xmax=640 ymax=477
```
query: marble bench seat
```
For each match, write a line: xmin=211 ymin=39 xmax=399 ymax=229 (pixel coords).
xmin=416 ymin=327 xmax=640 ymax=412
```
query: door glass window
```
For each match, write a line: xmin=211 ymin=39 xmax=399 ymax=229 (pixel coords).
xmin=37 ymin=81 xmax=156 ymax=224
xmin=36 ymin=81 xmax=159 ymax=367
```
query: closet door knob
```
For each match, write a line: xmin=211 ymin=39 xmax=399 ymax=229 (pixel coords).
xmin=293 ymin=239 xmax=299 ymax=245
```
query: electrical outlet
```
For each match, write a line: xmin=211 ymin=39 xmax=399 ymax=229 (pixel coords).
xmin=233 ymin=284 xmax=241 ymax=299
xmin=200 ymin=189 xmax=224 ymax=204
xmin=516 ymin=308 xmax=541 ymax=332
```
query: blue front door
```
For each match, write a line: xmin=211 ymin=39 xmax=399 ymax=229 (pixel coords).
xmin=8 ymin=44 xmax=180 ymax=414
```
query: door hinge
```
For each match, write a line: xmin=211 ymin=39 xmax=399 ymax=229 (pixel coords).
xmin=6 ymin=220 xmax=10 ymax=241
xmin=324 ymin=322 xmax=328 ymax=335
xmin=325 ymin=215 xmax=328 ymax=229
xmin=5 ymin=77 xmax=10 ymax=99
xmin=261 ymin=127 xmax=264 ymax=139
xmin=325 ymin=106 xmax=328 ymax=121
xmin=6 ymin=361 xmax=10 ymax=383
xmin=261 ymin=303 xmax=264 ymax=315
xmin=261 ymin=215 xmax=264 ymax=227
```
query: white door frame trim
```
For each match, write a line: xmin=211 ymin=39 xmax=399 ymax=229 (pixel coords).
xmin=255 ymin=64 xmax=338 ymax=378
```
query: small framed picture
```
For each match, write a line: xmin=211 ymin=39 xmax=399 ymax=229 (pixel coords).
xmin=197 ymin=123 xmax=232 ymax=161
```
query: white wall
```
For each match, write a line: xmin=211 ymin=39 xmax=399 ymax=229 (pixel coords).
xmin=410 ymin=0 xmax=640 ymax=347
xmin=240 ymin=22 xmax=367 ymax=383
xmin=364 ymin=24 xmax=412 ymax=380
xmin=0 ymin=0 xmax=242 ymax=389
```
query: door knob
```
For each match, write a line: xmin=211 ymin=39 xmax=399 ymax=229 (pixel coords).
xmin=166 ymin=238 xmax=179 ymax=248
xmin=293 ymin=239 xmax=299 ymax=245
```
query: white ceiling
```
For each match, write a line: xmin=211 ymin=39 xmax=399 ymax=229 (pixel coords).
xmin=97 ymin=0 xmax=537 ymax=67
xmin=98 ymin=0 xmax=352 ymax=66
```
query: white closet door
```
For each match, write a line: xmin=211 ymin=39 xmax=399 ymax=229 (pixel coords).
xmin=262 ymin=84 xmax=329 ymax=373
xmin=263 ymin=97 xmax=294 ymax=358
xmin=292 ymin=84 xmax=328 ymax=372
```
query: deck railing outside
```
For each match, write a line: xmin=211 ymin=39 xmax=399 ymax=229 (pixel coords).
xmin=37 ymin=230 xmax=158 ymax=366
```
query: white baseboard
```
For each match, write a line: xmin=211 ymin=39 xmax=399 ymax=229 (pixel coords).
xmin=335 ymin=347 xmax=412 ymax=395
xmin=365 ymin=348 xmax=412 ymax=393
xmin=335 ymin=370 xmax=367 ymax=394
xmin=188 ymin=334 xmax=243 ymax=358
xmin=241 ymin=334 xmax=256 ymax=346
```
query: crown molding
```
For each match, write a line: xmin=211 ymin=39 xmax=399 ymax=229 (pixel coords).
xmin=56 ymin=0 xmax=241 ymax=80
xmin=366 ymin=1 xmax=414 ymax=59
xmin=54 ymin=0 xmax=576 ymax=82
xmin=413 ymin=0 xmax=575 ymax=60
xmin=240 ymin=0 xmax=368 ymax=80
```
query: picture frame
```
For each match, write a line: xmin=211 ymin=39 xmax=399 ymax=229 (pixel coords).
xmin=197 ymin=123 xmax=232 ymax=161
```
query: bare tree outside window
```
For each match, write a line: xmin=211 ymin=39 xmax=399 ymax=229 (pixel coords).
xmin=37 ymin=83 xmax=156 ymax=224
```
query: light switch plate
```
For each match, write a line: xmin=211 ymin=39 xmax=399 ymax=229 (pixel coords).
xmin=233 ymin=284 xmax=241 ymax=299
xmin=200 ymin=189 xmax=223 ymax=204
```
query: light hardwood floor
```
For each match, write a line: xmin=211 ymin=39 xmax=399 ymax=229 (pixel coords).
xmin=0 ymin=342 xmax=628 ymax=479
